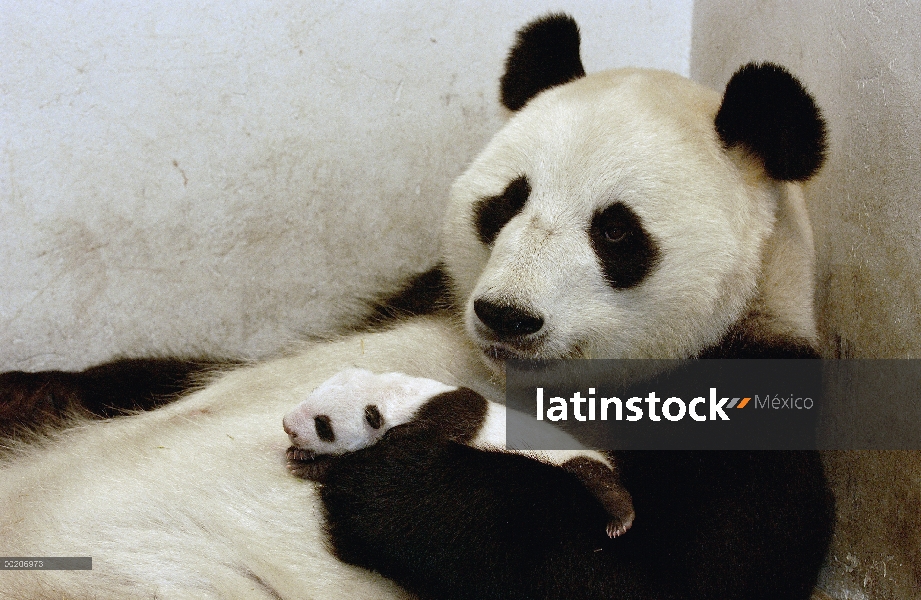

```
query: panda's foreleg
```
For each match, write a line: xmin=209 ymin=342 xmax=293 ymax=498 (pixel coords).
xmin=472 ymin=402 xmax=635 ymax=537
xmin=283 ymin=369 xmax=634 ymax=537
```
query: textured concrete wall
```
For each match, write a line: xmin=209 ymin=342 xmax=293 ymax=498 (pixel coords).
xmin=691 ymin=2 xmax=921 ymax=598
xmin=0 ymin=0 xmax=692 ymax=371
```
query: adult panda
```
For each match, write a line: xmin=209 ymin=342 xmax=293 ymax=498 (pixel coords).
xmin=0 ymin=13 xmax=832 ymax=600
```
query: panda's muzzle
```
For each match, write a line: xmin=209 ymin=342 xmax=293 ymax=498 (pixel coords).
xmin=473 ymin=299 xmax=544 ymax=340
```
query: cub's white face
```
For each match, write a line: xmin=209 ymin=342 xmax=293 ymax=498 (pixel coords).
xmin=442 ymin=69 xmax=779 ymax=371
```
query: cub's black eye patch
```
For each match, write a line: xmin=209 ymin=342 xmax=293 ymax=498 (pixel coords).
xmin=473 ymin=176 xmax=531 ymax=246
xmin=589 ymin=202 xmax=660 ymax=289
xmin=364 ymin=404 xmax=383 ymax=430
xmin=314 ymin=415 xmax=335 ymax=443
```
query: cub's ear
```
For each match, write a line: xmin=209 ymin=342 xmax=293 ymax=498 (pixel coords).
xmin=715 ymin=62 xmax=827 ymax=181
xmin=500 ymin=13 xmax=586 ymax=111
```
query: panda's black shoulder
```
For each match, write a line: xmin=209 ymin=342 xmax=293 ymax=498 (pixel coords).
xmin=0 ymin=357 xmax=233 ymax=438
xmin=698 ymin=322 xmax=820 ymax=359
xmin=355 ymin=264 xmax=454 ymax=332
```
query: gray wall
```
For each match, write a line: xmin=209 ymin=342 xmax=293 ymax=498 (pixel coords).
xmin=691 ymin=2 xmax=921 ymax=598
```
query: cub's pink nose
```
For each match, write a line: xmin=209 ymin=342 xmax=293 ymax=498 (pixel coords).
xmin=282 ymin=416 xmax=299 ymax=441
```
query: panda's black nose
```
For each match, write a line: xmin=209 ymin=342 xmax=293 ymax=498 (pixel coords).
xmin=473 ymin=299 xmax=544 ymax=338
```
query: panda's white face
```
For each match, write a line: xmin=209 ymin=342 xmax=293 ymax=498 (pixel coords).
xmin=442 ymin=69 xmax=779 ymax=371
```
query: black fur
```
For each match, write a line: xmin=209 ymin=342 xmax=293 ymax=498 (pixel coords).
xmin=314 ymin=415 xmax=336 ymax=443
xmin=613 ymin=450 xmax=833 ymax=599
xmin=0 ymin=357 xmax=229 ymax=437
xmin=698 ymin=322 xmax=821 ymax=359
xmin=474 ymin=176 xmax=531 ymax=246
xmin=589 ymin=202 xmax=661 ymax=289
xmin=317 ymin=431 xmax=832 ymax=600
xmin=410 ymin=386 xmax=489 ymax=443
xmin=357 ymin=265 xmax=453 ymax=330
xmin=715 ymin=63 xmax=827 ymax=182
xmin=364 ymin=404 xmax=383 ymax=429
xmin=500 ymin=13 xmax=586 ymax=111
xmin=319 ymin=428 xmax=645 ymax=600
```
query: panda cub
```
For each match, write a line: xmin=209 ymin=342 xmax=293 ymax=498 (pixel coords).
xmin=282 ymin=368 xmax=636 ymax=538
xmin=0 ymin=12 xmax=833 ymax=600
xmin=284 ymin=370 xmax=644 ymax=600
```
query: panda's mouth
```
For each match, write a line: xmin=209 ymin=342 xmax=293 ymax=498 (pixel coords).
xmin=480 ymin=339 xmax=559 ymax=362
xmin=478 ymin=344 xmax=528 ymax=376
xmin=478 ymin=338 xmax=587 ymax=367
xmin=483 ymin=345 xmax=528 ymax=362
xmin=471 ymin=316 xmax=573 ymax=368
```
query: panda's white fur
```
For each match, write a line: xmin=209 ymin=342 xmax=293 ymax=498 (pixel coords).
xmin=0 ymin=16 xmax=827 ymax=600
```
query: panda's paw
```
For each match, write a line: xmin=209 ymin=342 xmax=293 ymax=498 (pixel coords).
xmin=562 ymin=456 xmax=635 ymax=538
xmin=282 ymin=368 xmax=456 ymax=459
xmin=285 ymin=447 xmax=337 ymax=482
xmin=604 ymin=498 xmax=635 ymax=539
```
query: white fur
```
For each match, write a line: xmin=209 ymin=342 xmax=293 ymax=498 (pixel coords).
xmin=0 ymin=67 xmax=815 ymax=599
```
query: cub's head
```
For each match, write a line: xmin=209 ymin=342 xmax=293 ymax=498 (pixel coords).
xmin=441 ymin=14 xmax=826 ymax=372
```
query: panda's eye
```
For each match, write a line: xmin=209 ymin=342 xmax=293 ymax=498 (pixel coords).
xmin=589 ymin=202 xmax=661 ymax=289
xmin=603 ymin=226 xmax=628 ymax=243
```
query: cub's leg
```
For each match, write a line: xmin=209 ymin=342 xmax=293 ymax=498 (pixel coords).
xmin=283 ymin=368 xmax=634 ymax=537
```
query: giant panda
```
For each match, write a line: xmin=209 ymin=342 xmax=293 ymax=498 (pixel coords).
xmin=0 ymin=13 xmax=833 ymax=600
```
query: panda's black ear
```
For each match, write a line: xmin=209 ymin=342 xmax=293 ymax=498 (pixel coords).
xmin=715 ymin=63 xmax=827 ymax=181
xmin=500 ymin=13 xmax=586 ymax=111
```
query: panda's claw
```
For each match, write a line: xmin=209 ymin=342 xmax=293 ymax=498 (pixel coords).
xmin=605 ymin=511 xmax=635 ymax=538
xmin=286 ymin=447 xmax=316 ymax=462
xmin=606 ymin=522 xmax=619 ymax=538
xmin=286 ymin=446 xmax=334 ymax=482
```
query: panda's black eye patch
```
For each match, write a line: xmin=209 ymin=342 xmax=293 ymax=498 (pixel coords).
xmin=474 ymin=176 xmax=531 ymax=246
xmin=589 ymin=202 xmax=660 ymax=289
xmin=364 ymin=404 xmax=383 ymax=430
xmin=314 ymin=415 xmax=335 ymax=443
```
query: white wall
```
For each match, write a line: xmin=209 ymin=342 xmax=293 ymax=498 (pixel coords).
xmin=0 ymin=0 xmax=693 ymax=370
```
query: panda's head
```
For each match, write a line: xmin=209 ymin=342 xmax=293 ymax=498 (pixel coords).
xmin=441 ymin=14 xmax=826 ymax=372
